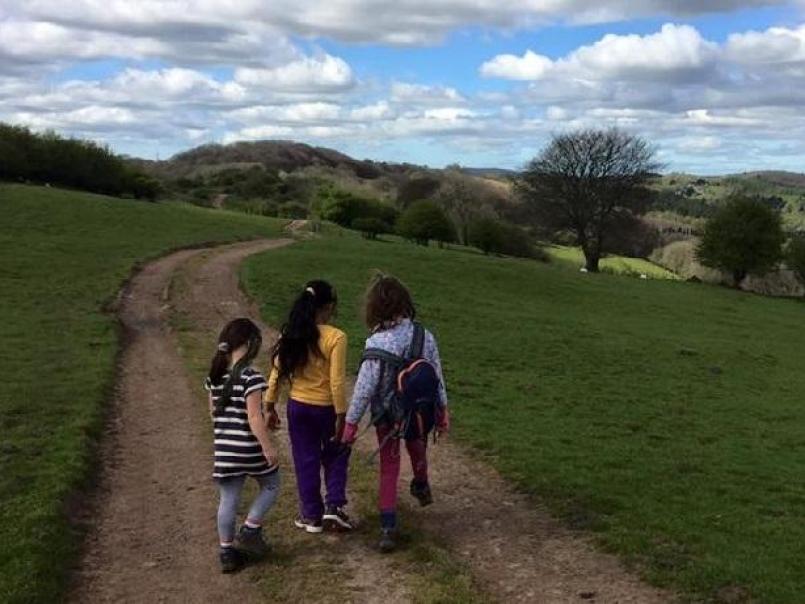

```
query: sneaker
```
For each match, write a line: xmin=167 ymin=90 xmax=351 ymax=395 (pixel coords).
xmin=378 ymin=527 xmax=397 ymax=553
xmin=410 ymin=480 xmax=433 ymax=507
xmin=323 ymin=505 xmax=354 ymax=531
xmin=294 ymin=516 xmax=324 ymax=533
xmin=237 ymin=525 xmax=268 ymax=559
xmin=219 ymin=547 xmax=243 ymax=573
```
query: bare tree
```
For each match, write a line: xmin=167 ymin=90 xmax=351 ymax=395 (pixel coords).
xmin=519 ymin=128 xmax=661 ymax=272
xmin=438 ymin=169 xmax=487 ymax=245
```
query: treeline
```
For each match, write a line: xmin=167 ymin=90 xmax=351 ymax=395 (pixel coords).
xmin=0 ymin=123 xmax=160 ymax=200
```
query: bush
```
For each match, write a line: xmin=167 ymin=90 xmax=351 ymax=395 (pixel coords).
xmin=697 ymin=195 xmax=785 ymax=288
xmin=352 ymin=217 xmax=392 ymax=240
xmin=0 ymin=122 xmax=156 ymax=199
xmin=277 ymin=201 xmax=309 ymax=219
xmin=468 ymin=217 xmax=540 ymax=259
xmin=396 ymin=200 xmax=456 ymax=246
xmin=787 ymin=235 xmax=805 ymax=288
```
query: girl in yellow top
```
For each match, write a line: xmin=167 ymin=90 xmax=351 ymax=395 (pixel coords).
xmin=265 ymin=280 xmax=352 ymax=533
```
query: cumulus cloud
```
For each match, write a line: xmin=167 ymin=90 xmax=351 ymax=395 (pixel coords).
xmin=234 ymin=55 xmax=355 ymax=93
xmin=482 ymin=24 xmax=718 ymax=83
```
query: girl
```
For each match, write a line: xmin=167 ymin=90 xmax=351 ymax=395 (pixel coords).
xmin=342 ymin=274 xmax=449 ymax=553
xmin=205 ymin=318 xmax=280 ymax=573
xmin=265 ymin=280 xmax=352 ymax=533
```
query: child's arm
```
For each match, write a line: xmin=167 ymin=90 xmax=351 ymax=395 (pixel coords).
xmin=329 ymin=332 xmax=348 ymax=440
xmin=424 ymin=332 xmax=448 ymax=407
xmin=247 ymin=391 xmax=278 ymax=467
xmin=342 ymin=358 xmax=381 ymax=443
xmin=263 ymin=361 xmax=281 ymax=430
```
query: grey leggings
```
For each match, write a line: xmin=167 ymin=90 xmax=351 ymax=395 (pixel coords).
xmin=217 ymin=471 xmax=281 ymax=544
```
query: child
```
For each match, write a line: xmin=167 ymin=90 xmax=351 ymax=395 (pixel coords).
xmin=342 ymin=274 xmax=449 ymax=552
xmin=265 ymin=280 xmax=353 ymax=533
xmin=205 ymin=318 xmax=280 ymax=573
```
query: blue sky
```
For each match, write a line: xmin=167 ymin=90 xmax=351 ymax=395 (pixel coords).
xmin=2 ymin=0 xmax=805 ymax=172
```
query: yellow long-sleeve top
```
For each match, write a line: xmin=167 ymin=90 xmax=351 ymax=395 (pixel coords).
xmin=265 ymin=325 xmax=348 ymax=414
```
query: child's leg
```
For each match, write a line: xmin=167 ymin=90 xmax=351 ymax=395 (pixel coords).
xmin=321 ymin=407 xmax=350 ymax=509
xmin=244 ymin=471 xmax=281 ymax=528
xmin=217 ymin=475 xmax=246 ymax=546
xmin=376 ymin=423 xmax=401 ymax=528
xmin=287 ymin=400 xmax=325 ymax=520
xmin=405 ymin=437 xmax=429 ymax=485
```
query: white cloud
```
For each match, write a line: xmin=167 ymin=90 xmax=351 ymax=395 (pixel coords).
xmin=234 ymin=55 xmax=355 ymax=93
xmin=480 ymin=50 xmax=553 ymax=80
xmin=391 ymin=82 xmax=464 ymax=104
xmin=726 ymin=24 xmax=805 ymax=64
xmin=481 ymin=24 xmax=718 ymax=83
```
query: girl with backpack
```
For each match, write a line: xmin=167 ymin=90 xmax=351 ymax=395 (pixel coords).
xmin=341 ymin=274 xmax=449 ymax=552
xmin=205 ymin=318 xmax=280 ymax=573
xmin=265 ymin=280 xmax=353 ymax=533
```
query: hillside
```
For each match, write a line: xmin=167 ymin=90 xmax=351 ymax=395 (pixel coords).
xmin=0 ymin=184 xmax=284 ymax=604
xmin=245 ymin=232 xmax=805 ymax=604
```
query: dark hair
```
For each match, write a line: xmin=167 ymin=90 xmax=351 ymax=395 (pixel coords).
xmin=364 ymin=273 xmax=415 ymax=330
xmin=272 ymin=280 xmax=337 ymax=383
xmin=208 ymin=318 xmax=262 ymax=415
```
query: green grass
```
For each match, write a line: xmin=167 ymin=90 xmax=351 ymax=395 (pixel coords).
xmin=547 ymin=245 xmax=678 ymax=279
xmin=0 ymin=184 xmax=283 ymax=604
xmin=243 ymin=233 xmax=805 ymax=604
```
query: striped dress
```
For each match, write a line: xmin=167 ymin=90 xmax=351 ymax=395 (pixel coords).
xmin=205 ymin=367 xmax=278 ymax=479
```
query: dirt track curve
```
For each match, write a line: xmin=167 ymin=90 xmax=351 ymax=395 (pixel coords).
xmin=69 ymin=238 xmax=672 ymax=604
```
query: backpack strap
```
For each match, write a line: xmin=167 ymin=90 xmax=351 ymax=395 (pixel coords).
xmin=407 ymin=322 xmax=425 ymax=360
xmin=361 ymin=348 xmax=404 ymax=366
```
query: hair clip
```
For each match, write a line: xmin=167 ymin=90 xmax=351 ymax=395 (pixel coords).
xmin=217 ymin=342 xmax=230 ymax=353
xmin=305 ymin=286 xmax=316 ymax=296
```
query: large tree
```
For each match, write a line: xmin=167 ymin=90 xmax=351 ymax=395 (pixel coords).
xmin=697 ymin=195 xmax=785 ymax=288
xmin=519 ymin=128 xmax=661 ymax=272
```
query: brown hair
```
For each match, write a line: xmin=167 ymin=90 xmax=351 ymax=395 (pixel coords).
xmin=363 ymin=273 xmax=416 ymax=330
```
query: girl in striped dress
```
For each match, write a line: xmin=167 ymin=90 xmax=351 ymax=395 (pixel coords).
xmin=205 ymin=318 xmax=280 ymax=573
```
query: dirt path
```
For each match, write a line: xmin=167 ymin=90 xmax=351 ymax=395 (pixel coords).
xmin=70 ymin=238 xmax=672 ymax=604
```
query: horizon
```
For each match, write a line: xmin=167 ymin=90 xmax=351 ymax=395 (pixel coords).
xmin=2 ymin=1 xmax=805 ymax=173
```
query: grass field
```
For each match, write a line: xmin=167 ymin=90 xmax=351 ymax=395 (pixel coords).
xmin=0 ymin=184 xmax=282 ymax=604
xmin=547 ymin=245 xmax=678 ymax=279
xmin=243 ymin=233 xmax=805 ymax=603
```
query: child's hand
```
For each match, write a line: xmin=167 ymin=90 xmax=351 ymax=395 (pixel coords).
xmin=435 ymin=407 xmax=450 ymax=440
xmin=264 ymin=446 xmax=279 ymax=468
xmin=265 ymin=407 xmax=281 ymax=431
xmin=341 ymin=421 xmax=359 ymax=446
xmin=331 ymin=413 xmax=346 ymax=442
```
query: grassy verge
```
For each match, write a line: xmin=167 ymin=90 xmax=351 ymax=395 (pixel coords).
xmin=0 ymin=184 xmax=283 ymax=604
xmin=243 ymin=233 xmax=805 ymax=603
xmin=548 ymin=244 xmax=678 ymax=279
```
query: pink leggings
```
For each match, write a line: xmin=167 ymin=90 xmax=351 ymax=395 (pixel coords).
xmin=376 ymin=423 xmax=428 ymax=511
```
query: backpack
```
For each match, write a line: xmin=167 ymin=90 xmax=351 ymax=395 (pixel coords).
xmin=361 ymin=322 xmax=442 ymax=442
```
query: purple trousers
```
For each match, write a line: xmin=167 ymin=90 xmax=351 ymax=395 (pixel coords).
xmin=287 ymin=399 xmax=350 ymax=521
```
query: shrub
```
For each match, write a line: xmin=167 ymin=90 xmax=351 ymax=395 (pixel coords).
xmin=277 ymin=201 xmax=309 ymax=219
xmin=469 ymin=216 xmax=545 ymax=260
xmin=787 ymin=235 xmax=805 ymax=288
xmin=0 ymin=122 xmax=156 ymax=199
xmin=352 ymin=217 xmax=392 ymax=240
xmin=396 ymin=200 xmax=456 ymax=246
xmin=319 ymin=187 xmax=397 ymax=231
xmin=697 ymin=195 xmax=785 ymax=288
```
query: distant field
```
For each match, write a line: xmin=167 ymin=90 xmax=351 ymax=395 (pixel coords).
xmin=0 ymin=184 xmax=283 ymax=604
xmin=547 ymin=245 xmax=678 ymax=279
xmin=244 ymin=233 xmax=805 ymax=603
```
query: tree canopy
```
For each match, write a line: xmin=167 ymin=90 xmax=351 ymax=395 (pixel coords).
xmin=396 ymin=199 xmax=455 ymax=246
xmin=519 ymin=128 xmax=660 ymax=271
xmin=697 ymin=195 xmax=785 ymax=288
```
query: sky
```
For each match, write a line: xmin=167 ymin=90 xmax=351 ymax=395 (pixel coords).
xmin=2 ymin=1 xmax=805 ymax=173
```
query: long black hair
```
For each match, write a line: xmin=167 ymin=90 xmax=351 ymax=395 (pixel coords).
xmin=272 ymin=280 xmax=337 ymax=383
xmin=208 ymin=318 xmax=262 ymax=414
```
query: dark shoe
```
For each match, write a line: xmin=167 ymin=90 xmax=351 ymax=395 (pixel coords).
xmin=237 ymin=525 xmax=268 ymax=559
xmin=219 ymin=547 xmax=243 ymax=573
xmin=378 ymin=527 xmax=397 ymax=553
xmin=323 ymin=505 xmax=354 ymax=531
xmin=294 ymin=516 xmax=324 ymax=534
xmin=410 ymin=480 xmax=433 ymax=507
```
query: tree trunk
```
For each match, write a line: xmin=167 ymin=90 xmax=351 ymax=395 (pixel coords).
xmin=585 ymin=253 xmax=600 ymax=272
xmin=732 ymin=269 xmax=747 ymax=289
